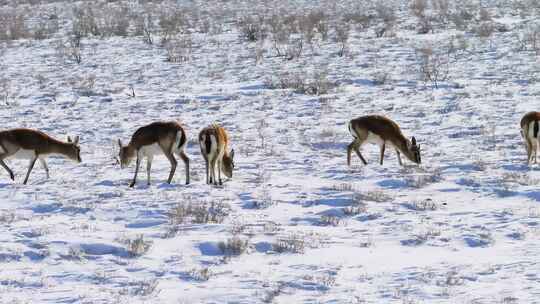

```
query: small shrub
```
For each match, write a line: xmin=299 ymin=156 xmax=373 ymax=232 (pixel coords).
xmin=33 ymin=16 xmax=59 ymax=40
xmin=415 ymin=46 xmax=450 ymax=88
xmin=0 ymin=9 xmax=30 ymax=40
xmin=406 ymin=198 xmax=438 ymax=211
xmin=404 ymin=167 xmax=443 ymax=188
xmin=135 ymin=13 xmax=155 ymax=45
xmin=189 ymin=267 xmax=212 ymax=281
xmin=166 ymin=199 xmax=231 ymax=235
xmin=320 ymin=215 xmax=342 ymax=226
xmin=333 ymin=21 xmax=350 ymax=57
xmin=218 ymin=236 xmax=249 ymax=256
xmin=264 ymin=69 xmax=335 ymax=95
xmin=238 ymin=15 xmax=266 ymax=42
xmin=353 ymin=190 xmax=392 ymax=203
xmin=130 ymin=279 xmax=160 ymax=296
xmin=343 ymin=199 xmax=367 ymax=216
xmin=272 ymin=232 xmax=322 ymax=254
xmin=65 ymin=246 xmax=85 ymax=261
xmin=121 ymin=234 xmax=153 ymax=258
xmin=273 ymin=233 xmax=305 ymax=253
xmin=165 ymin=35 xmax=192 ymax=62
xmin=158 ymin=10 xmax=187 ymax=45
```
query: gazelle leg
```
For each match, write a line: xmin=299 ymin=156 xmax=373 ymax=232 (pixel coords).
xmin=178 ymin=151 xmax=190 ymax=185
xmin=347 ymin=142 xmax=354 ymax=166
xmin=204 ymin=158 xmax=209 ymax=184
xmin=23 ymin=156 xmax=38 ymax=185
xmin=39 ymin=158 xmax=49 ymax=179
xmin=354 ymin=146 xmax=368 ymax=165
xmin=525 ymin=138 xmax=532 ymax=164
xmin=348 ymin=140 xmax=367 ymax=165
xmin=0 ymin=158 xmax=14 ymax=180
xmin=130 ymin=154 xmax=141 ymax=188
xmin=534 ymin=143 xmax=540 ymax=164
xmin=164 ymin=152 xmax=177 ymax=184
xmin=396 ymin=150 xmax=403 ymax=166
xmin=380 ymin=142 xmax=386 ymax=165
xmin=210 ymin=157 xmax=218 ymax=185
xmin=146 ymin=155 xmax=153 ymax=185
xmin=218 ymin=158 xmax=223 ymax=185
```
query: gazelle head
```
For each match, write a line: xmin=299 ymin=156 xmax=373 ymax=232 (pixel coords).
xmin=117 ymin=139 xmax=134 ymax=169
xmin=67 ymin=136 xmax=82 ymax=163
xmin=407 ymin=137 xmax=421 ymax=164
xmin=221 ymin=149 xmax=235 ymax=178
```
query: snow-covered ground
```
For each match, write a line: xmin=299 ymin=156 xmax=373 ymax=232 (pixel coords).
xmin=1 ymin=0 xmax=540 ymax=303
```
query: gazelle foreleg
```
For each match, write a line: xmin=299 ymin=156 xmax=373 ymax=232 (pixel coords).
xmin=0 ymin=158 xmax=14 ymax=180
xmin=380 ymin=142 xmax=386 ymax=165
xmin=23 ymin=156 xmax=38 ymax=185
xmin=396 ymin=150 xmax=403 ymax=166
xmin=347 ymin=140 xmax=367 ymax=166
xmin=130 ymin=152 xmax=141 ymax=188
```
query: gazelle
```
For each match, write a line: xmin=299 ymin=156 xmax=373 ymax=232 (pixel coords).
xmin=0 ymin=128 xmax=82 ymax=184
xmin=520 ymin=111 xmax=540 ymax=164
xmin=118 ymin=121 xmax=190 ymax=187
xmin=199 ymin=124 xmax=235 ymax=185
xmin=347 ymin=115 xmax=421 ymax=166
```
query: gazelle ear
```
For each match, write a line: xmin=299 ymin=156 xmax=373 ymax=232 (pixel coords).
xmin=74 ymin=136 xmax=80 ymax=145
xmin=230 ymin=149 xmax=235 ymax=159
xmin=411 ymin=137 xmax=417 ymax=146
xmin=67 ymin=136 xmax=72 ymax=143
xmin=118 ymin=139 xmax=123 ymax=148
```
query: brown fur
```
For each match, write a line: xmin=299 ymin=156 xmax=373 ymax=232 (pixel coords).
xmin=347 ymin=115 xmax=421 ymax=166
xmin=0 ymin=128 xmax=81 ymax=184
xmin=199 ymin=124 xmax=234 ymax=185
xmin=118 ymin=121 xmax=189 ymax=187
xmin=520 ymin=111 xmax=540 ymax=164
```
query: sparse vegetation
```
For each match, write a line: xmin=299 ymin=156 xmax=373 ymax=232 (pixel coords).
xmin=218 ymin=236 xmax=249 ymax=256
xmin=119 ymin=235 xmax=153 ymax=258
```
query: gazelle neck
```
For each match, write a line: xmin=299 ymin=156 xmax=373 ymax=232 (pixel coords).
xmin=392 ymin=135 xmax=414 ymax=161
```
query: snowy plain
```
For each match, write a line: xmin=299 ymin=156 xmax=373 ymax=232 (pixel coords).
xmin=1 ymin=0 xmax=540 ymax=303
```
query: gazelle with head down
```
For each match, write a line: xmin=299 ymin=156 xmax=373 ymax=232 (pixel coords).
xmin=347 ymin=115 xmax=421 ymax=166
xmin=520 ymin=111 xmax=540 ymax=164
xmin=0 ymin=128 xmax=82 ymax=184
xmin=199 ymin=124 xmax=235 ymax=185
xmin=118 ymin=121 xmax=190 ymax=187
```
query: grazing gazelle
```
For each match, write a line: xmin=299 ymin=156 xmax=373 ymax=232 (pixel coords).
xmin=0 ymin=128 xmax=82 ymax=184
xmin=520 ymin=111 xmax=540 ymax=164
xmin=199 ymin=124 xmax=235 ymax=185
xmin=118 ymin=121 xmax=190 ymax=187
xmin=347 ymin=115 xmax=421 ymax=166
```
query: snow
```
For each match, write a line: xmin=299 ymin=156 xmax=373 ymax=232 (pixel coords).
xmin=0 ymin=0 xmax=540 ymax=303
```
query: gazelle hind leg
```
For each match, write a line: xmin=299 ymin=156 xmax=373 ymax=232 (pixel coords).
xmin=39 ymin=158 xmax=49 ymax=179
xmin=177 ymin=151 xmax=190 ymax=185
xmin=146 ymin=155 xmax=153 ymax=185
xmin=209 ymin=157 xmax=216 ymax=185
xmin=380 ymin=142 xmax=386 ymax=165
